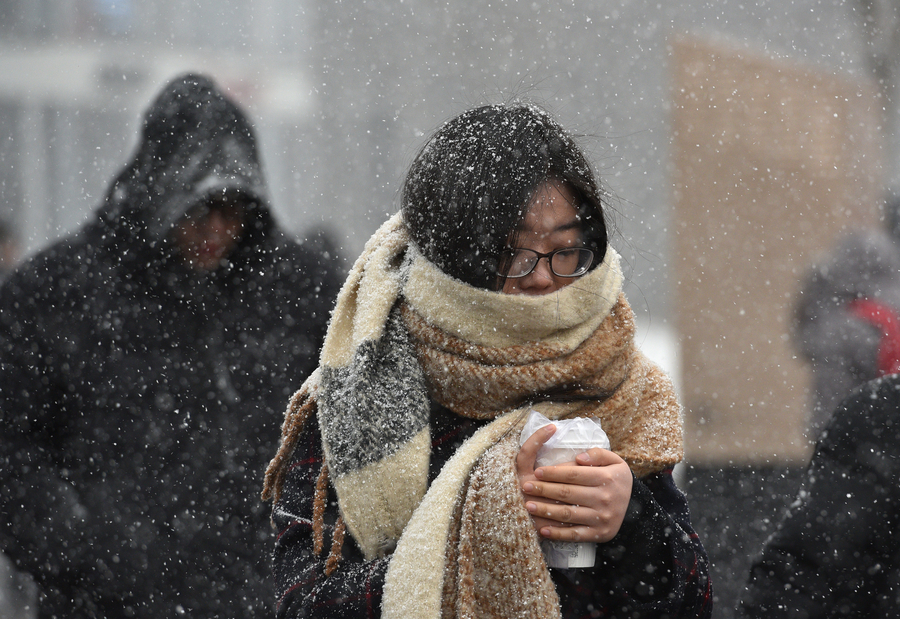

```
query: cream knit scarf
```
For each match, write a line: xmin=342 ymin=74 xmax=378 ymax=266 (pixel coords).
xmin=262 ymin=213 xmax=683 ymax=618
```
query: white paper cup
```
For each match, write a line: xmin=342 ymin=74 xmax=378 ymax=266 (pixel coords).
xmin=520 ymin=411 xmax=610 ymax=569
xmin=537 ymin=436 xmax=599 ymax=569
xmin=540 ymin=538 xmax=597 ymax=569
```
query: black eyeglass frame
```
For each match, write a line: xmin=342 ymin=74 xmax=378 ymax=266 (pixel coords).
xmin=499 ymin=247 xmax=595 ymax=279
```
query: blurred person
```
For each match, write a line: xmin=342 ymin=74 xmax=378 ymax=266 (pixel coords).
xmin=793 ymin=194 xmax=900 ymax=434
xmin=737 ymin=374 xmax=900 ymax=617
xmin=0 ymin=73 xmax=340 ymax=618
xmin=261 ymin=103 xmax=711 ymax=618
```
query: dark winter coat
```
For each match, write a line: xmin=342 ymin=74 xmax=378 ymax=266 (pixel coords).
xmin=272 ymin=401 xmax=712 ymax=619
xmin=738 ymin=375 xmax=900 ymax=618
xmin=0 ymin=74 xmax=340 ymax=618
xmin=794 ymin=227 xmax=900 ymax=433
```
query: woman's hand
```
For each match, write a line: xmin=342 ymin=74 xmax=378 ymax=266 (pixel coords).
xmin=516 ymin=423 xmax=633 ymax=543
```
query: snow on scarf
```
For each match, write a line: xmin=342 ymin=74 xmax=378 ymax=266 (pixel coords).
xmin=262 ymin=212 xmax=683 ymax=618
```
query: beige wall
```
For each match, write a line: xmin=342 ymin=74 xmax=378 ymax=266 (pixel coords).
xmin=671 ymin=35 xmax=883 ymax=465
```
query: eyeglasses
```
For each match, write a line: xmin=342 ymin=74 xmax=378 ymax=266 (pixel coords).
xmin=499 ymin=247 xmax=594 ymax=279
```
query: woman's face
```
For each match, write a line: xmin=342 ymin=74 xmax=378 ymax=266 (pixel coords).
xmin=501 ymin=181 xmax=585 ymax=295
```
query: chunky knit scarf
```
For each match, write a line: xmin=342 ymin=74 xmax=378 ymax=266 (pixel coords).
xmin=262 ymin=213 xmax=683 ymax=618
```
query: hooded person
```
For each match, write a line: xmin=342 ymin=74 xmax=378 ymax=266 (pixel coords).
xmin=794 ymin=193 xmax=900 ymax=435
xmin=261 ymin=103 xmax=711 ymax=618
xmin=0 ymin=73 xmax=341 ymax=618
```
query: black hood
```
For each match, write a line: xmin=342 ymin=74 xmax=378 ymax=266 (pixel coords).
xmin=97 ymin=73 xmax=272 ymax=255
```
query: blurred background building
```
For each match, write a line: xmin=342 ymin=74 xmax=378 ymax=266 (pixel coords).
xmin=1 ymin=1 xmax=898 ymax=617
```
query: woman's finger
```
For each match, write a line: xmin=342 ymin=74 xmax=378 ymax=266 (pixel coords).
xmin=523 ymin=478 xmax=609 ymax=507
xmin=574 ymin=447 xmax=626 ymax=467
xmin=539 ymin=523 xmax=617 ymax=543
xmin=526 ymin=501 xmax=622 ymax=542
xmin=528 ymin=511 xmax=569 ymax=531
xmin=525 ymin=497 xmax=600 ymax=527
xmin=515 ymin=424 xmax=556 ymax=476
xmin=534 ymin=449 xmax=625 ymax=485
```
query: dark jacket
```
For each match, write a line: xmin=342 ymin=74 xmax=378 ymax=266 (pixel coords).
xmin=272 ymin=403 xmax=712 ymax=619
xmin=738 ymin=376 xmax=900 ymax=618
xmin=794 ymin=227 xmax=900 ymax=433
xmin=0 ymin=74 xmax=341 ymax=618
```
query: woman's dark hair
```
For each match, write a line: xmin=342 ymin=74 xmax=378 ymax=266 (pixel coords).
xmin=401 ymin=103 xmax=608 ymax=290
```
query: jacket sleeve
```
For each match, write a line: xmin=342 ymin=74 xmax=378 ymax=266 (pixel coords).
xmin=272 ymin=414 xmax=388 ymax=619
xmin=737 ymin=379 xmax=900 ymax=618
xmin=554 ymin=469 xmax=713 ymax=619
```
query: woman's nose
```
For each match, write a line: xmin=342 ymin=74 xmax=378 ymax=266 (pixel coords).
xmin=521 ymin=256 xmax=555 ymax=289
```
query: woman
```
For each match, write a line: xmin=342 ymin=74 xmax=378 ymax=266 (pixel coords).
xmin=262 ymin=103 xmax=711 ymax=618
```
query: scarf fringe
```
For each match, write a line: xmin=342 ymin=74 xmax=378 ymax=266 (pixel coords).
xmin=314 ymin=462 xmax=346 ymax=575
xmin=312 ymin=462 xmax=330 ymax=555
xmin=326 ymin=517 xmax=346 ymax=576
xmin=263 ymin=377 xmax=347 ymax=575
xmin=262 ymin=378 xmax=318 ymax=504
